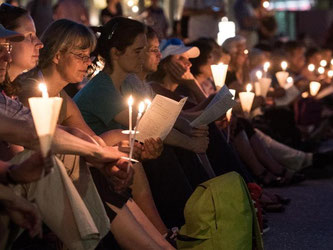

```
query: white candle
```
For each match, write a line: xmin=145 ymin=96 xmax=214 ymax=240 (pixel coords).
xmin=309 ymin=81 xmax=321 ymax=96
xmin=129 ymin=101 xmax=146 ymax=161
xmin=307 ymin=64 xmax=315 ymax=72
xmin=226 ymin=89 xmax=236 ymax=122
xmin=38 ymin=83 xmax=49 ymax=98
xmin=281 ymin=61 xmax=288 ymax=71
xmin=128 ymin=95 xmax=134 ymax=132
xmin=239 ymin=84 xmax=255 ymax=115
xmin=211 ymin=63 xmax=228 ymax=88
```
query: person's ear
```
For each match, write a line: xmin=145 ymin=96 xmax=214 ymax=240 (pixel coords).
xmin=52 ymin=51 xmax=62 ymax=65
xmin=111 ymin=47 xmax=122 ymax=60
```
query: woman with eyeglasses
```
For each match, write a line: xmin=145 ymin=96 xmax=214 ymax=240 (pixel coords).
xmin=0 ymin=3 xmax=43 ymax=97
xmin=15 ymin=18 xmax=173 ymax=250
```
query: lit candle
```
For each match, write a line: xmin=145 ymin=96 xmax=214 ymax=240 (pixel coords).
xmin=38 ymin=83 xmax=49 ymax=98
xmin=244 ymin=49 xmax=249 ymax=55
xmin=320 ymin=60 xmax=327 ymax=67
xmin=308 ymin=64 xmax=315 ymax=72
xmin=129 ymin=101 xmax=146 ymax=162
xmin=284 ymin=76 xmax=294 ymax=89
xmin=281 ymin=61 xmax=288 ymax=71
xmin=328 ymin=70 xmax=333 ymax=78
xmin=144 ymin=98 xmax=151 ymax=111
xmin=256 ymin=70 xmax=263 ymax=80
xmin=309 ymin=81 xmax=321 ymax=96
xmin=211 ymin=63 xmax=228 ymax=88
xmin=226 ymin=89 xmax=236 ymax=122
xmin=128 ymin=95 xmax=134 ymax=132
xmin=302 ymin=92 xmax=309 ymax=98
xmin=29 ymin=83 xmax=62 ymax=158
xmin=318 ymin=67 xmax=325 ymax=75
xmin=263 ymin=0 xmax=269 ymax=8
xmin=226 ymin=89 xmax=236 ymax=143
xmin=263 ymin=62 xmax=270 ymax=77
xmin=239 ymin=84 xmax=255 ymax=116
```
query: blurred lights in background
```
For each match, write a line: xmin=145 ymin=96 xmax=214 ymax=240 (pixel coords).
xmin=217 ymin=17 xmax=236 ymax=46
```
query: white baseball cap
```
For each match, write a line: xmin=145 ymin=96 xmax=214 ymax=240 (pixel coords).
xmin=160 ymin=38 xmax=200 ymax=59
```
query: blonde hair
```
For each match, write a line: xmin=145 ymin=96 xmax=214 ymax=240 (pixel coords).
xmin=39 ymin=19 xmax=96 ymax=69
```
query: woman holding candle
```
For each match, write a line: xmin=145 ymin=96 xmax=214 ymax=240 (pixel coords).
xmin=15 ymin=19 xmax=173 ymax=249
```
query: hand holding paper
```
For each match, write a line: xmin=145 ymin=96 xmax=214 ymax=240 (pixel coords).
xmin=190 ymin=85 xmax=236 ymax=128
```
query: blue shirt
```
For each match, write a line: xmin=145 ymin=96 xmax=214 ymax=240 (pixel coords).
xmin=74 ymin=71 xmax=127 ymax=135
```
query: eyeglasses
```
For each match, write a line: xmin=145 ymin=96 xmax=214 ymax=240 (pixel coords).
xmin=70 ymin=52 xmax=95 ymax=63
xmin=0 ymin=42 xmax=12 ymax=57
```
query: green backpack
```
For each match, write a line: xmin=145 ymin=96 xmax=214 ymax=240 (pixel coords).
xmin=177 ymin=172 xmax=263 ymax=250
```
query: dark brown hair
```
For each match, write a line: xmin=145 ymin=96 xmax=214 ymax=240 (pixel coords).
xmin=95 ymin=17 xmax=146 ymax=73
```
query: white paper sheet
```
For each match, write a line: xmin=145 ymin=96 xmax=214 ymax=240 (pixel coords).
xmin=135 ymin=95 xmax=187 ymax=142
xmin=275 ymin=85 xmax=300 ymax=106
xmin=190 ymin=85 xmax=236 ymax=127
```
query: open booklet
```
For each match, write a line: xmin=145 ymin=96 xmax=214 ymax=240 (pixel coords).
xmin=190 ymin=85 xmax=236 ymax=128
xmin=136 ymin=95 xmax=187 ymax=142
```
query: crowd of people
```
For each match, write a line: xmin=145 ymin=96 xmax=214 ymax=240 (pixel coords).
xmin=1 ymin=0 xmax=333 ymax=249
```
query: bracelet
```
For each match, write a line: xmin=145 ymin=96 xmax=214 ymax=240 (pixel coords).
xmin=6 ymin=165 xmax=18 ymax=185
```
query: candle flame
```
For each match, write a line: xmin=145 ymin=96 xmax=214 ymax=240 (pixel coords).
xmin=128 ymin=95 xmax=134 ymax=106
xmin=263 ymin=1 xmax=269 ymax=8
xmin=246 ymin=84 xmax=252 ymax=92
xmin=320 ymin=60 xmax=327 ymax=67
xmin=302 ymin=92 xmax=309 ymax=98
xmin=281 ymin=61 xmax=288 ymax=71
xmin=318 ymin=67 xmax=325 ymax=74
xmin=287 ymin=76 xmax=293 ymax=84
xmin=138 ymin=101 xmax=145 ymax=113
xmin=38 ymin=83 xmax=48 ymax=98
xmin=331 ymin=59 xmax=333 ymax=65
xmin=328 ymin=70 xmax=333 ymax=78
xmin=307 ymin=64 xmax=315 ymax=72
xmin=263 ymin=62 xmax=270 ymax=72
xmin=256 ymin=71 xmax=263 ymax=80
xmin=244 ymin=49 xmax=248 ymax=55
